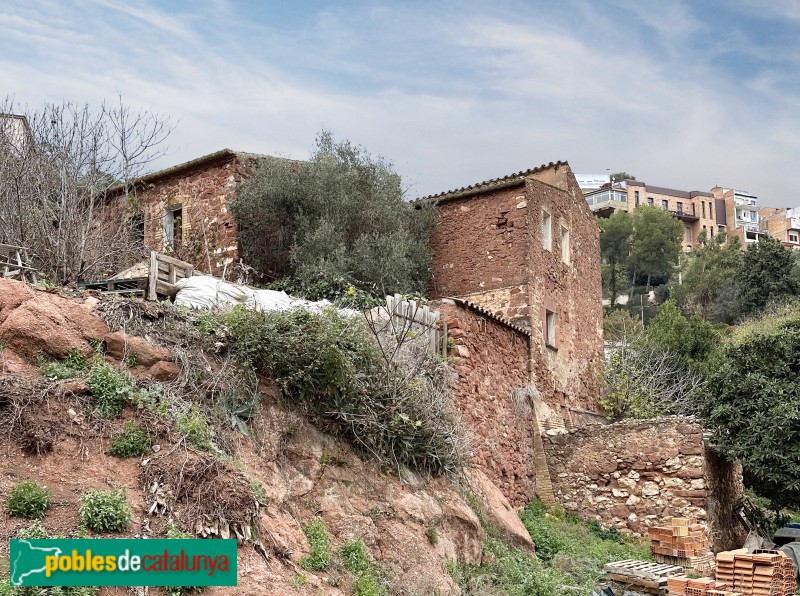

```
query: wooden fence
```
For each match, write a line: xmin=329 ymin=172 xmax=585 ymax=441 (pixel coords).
xmin=367 ymin=293 xmax=447 ymax=357
xmin=0 ymin=244 xmax=37 ymax=283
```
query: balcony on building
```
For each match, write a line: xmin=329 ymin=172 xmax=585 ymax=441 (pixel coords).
xmin=671 ymin=205 xmax=699 ymax=222
xmin=585 ymin=188 xmax=628 ymax=218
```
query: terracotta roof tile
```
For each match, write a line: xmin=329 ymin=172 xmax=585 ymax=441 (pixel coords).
xmin=449 ymin=297 xmax=531 ymax=336
xmin=415 ymin=160 xmax=568 ymax=204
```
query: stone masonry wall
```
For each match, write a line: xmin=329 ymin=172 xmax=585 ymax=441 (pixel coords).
xmin=111 ymin=154 xmax=257 ymax=277
xmin=426 ymin=164 xmax=604 ymax=420
xmin=429 ymin=185 xmax=530 ymax=308
xmin=543 ymin=417 xmax=744 ymax=549
xmin=524 ymin=174 xmax=604 ymax=417
xmin=439 ymin=300 xmax=539 ymax=507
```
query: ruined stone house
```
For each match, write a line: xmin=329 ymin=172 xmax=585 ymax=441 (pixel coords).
xmin=108 ymin=149 xmax=268 ymax=277
xmin=415 ymin=161 xmax=605 ymax=506
xmin=419 ymin=161 xmax=604 ymax=424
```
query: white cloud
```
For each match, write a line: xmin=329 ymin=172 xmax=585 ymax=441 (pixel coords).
xmin=0 ymin=0 xmax=798 ymax=206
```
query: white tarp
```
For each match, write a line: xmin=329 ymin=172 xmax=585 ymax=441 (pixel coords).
xmin=173 ymin=275 xmax=354 ymax=315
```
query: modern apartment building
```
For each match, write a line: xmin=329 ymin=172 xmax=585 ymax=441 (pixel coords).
xmin=710 ymin=187 xmax=766 ymax=247
xmin=758 ymin=207 xmax=800 ymax=249
xmin=585 ymin=180 xmax=719 ymax=251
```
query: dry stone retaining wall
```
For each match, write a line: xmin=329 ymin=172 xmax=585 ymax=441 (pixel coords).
xmin=543 ymin=416 xmax=744 ymax=550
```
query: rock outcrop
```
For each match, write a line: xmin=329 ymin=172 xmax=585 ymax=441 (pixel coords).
xmin=0 ymin=278 xmax=535 ymax=594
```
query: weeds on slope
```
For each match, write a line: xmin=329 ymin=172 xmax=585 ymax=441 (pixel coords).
xmin=450 ymin=498 xmax=651 ymax=596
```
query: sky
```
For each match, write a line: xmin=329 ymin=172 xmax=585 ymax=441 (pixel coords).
xmin=1 ymin=0 xmax=799 ymax=206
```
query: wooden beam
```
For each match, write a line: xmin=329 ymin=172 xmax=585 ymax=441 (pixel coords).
xmin=147 ymin=251 xmax=158 ymax=301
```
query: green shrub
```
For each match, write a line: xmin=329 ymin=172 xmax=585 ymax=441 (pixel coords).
xmin=176 ymin=405 xmax=216 ymax=452
xmin=7 ymin=480 xmax=50 ymax=519
xmin=222 ymin=306 xmax=468 ymax=475
xmin=16 ymin=519 xmax=50 ymax=539
xmin=231 ymin=130 xmax=436 ymax=297
xmin=88 ymin=359 xmax=136 ymax=418
xmin=353 ymin=572 xmax=382 ymax=596
xmin=79 ymin=489 xmax=131 ymax=532
xmin=39 ymin=348 xmax=88 ymax=380
xmin=108 ymin=421 xmax=151 ymax=458
xmin=339 ymin=539 xmax=383 ymax=595
xmin=339 ymin=539 xmax=371 ymax=575
xmin=703 ymin=302 xmax=800 ymax=508
xmin=299 ymin=518 xmax=331 ymax=572
xmin=64 ymin=348 xmax=88 ymax=370
xmin=425 ymin=525 xmax=438 ymax=546
xmin=165 ymin=519 xmax=191 ymax=539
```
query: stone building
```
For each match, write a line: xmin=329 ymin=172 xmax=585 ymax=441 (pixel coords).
xmin=416 ymin=161 xmax=605 ymax=504
xmin=0 ymin=113 xmax=32 ymax=155
xmin=108 ymin=149 xmax=268 ymax=277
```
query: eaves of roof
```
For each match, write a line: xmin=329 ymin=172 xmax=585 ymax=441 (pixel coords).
xmin=627 ymin=181 xmax=713 ymax=199
xmin=414 ymin=161 xmax=568 ymax=205
xmin=449 ymin=297 xmax=531 ymax=337
xmin=107 ymin=148 xmax=273 ymax=195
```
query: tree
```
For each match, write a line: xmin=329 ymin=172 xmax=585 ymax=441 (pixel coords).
xmin=673 ymin=233 xmax=742 ymax=322
xmin=231 ymin=131 xmax=437 ymax=298
xmin=628 ymin=205 xmax=683 ymax=287
xmin=601 ymin=344 xmax=705 ymax=420
xmin=610 ymin=172 xmax=636 ymax=183
xmin=638 ymin=300 xmax=720 ymax=374
xmin=601 ymin=300 xmax=718 ymax=421
xmin=734 ymin=236 xmax=799 ymax=317
xmin=599 ymin=210 xmax=633 ymax=306
xmin=701 ymin=303 xmax=800 ymax=509
xmin=0 ymin=96 xmax=173 ymax=282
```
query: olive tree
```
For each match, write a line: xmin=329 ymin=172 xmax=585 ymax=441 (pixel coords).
xmin=231 ymin=131 xmax=437 ymax=300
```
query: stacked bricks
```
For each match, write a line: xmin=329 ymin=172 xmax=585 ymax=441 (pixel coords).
xmin=650 ymin=518 xmax=709 ymax=558
xmin=715 ymin=549 xmax=796 ymax=596
xmin=667 ymin=575 xmax=742 ymax=595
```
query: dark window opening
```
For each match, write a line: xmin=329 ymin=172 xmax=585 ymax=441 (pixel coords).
xmin=132 ymin=213 xmax=145 ymax=245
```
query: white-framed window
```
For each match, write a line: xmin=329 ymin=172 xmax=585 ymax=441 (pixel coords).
xmin=790 ymin=233 xmax=799 ymax=244
xmin=560 ymin=225 xmax=570 ymax=264
xmin=545 ymin=310 xmax=556 ymax=348
xmin=542 ymin=210 xmax=552 ymax=251
xmin=685 ymin=226 xmax=692 ymax=243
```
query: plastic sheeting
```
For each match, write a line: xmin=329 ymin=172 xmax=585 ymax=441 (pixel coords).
xmin=173 ymin=275 xmax=354 ymax=315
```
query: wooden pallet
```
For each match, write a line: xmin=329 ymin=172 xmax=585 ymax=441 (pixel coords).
xmin=147 ymin=251 xmax=201 ymax=301
xmin=77 ymin=277 xmax=148 ymax=298
xmin=605 ymin=560 xmax=685 ymax=594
